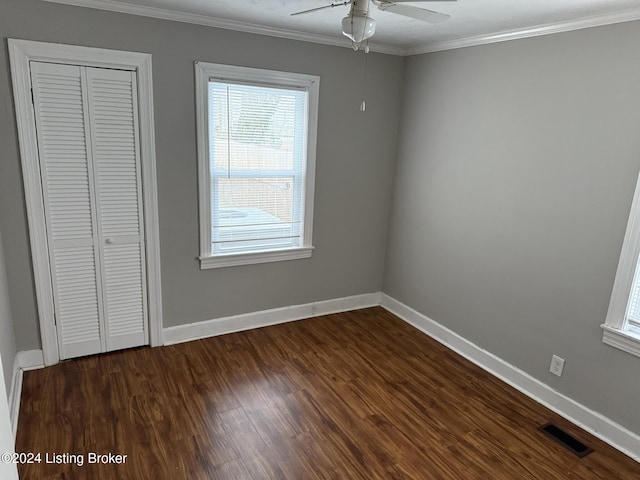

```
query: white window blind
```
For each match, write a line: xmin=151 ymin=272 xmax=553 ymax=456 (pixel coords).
xmin=625 ymin=256 xmax=640 ymax=331
xmin=208 ymin=81 xmax=307 ymax=255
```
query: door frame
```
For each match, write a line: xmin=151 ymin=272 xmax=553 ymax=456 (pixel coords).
xmin=9 ymin=39 xmax=163 ymax=366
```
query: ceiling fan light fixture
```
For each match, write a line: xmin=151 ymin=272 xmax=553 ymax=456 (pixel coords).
xmin=341 ymin=14 xmax=376 ymax=43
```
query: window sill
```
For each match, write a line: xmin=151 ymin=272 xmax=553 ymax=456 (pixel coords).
xmin=199 ymin=246 xmax=314 ymax=269
xmin=601 ymin=324 xmax=640 ymax=358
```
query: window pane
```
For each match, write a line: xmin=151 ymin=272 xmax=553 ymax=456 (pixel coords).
xmin=209 ymin=80 xmax=307 ymax=255
xmin=212 ymin=177 xmax=301 ymax=253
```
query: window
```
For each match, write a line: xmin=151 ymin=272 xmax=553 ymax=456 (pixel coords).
xmin=603 ymin=173 xmax=640 ymax=357
xmin=195 ymin=62 xmax=319 ymax=268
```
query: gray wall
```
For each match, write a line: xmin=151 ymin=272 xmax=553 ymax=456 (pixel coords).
xmin=0 ymin=225 xmax=16 ymax=397
xmin=384 ymin=21 xmax=640 ymax=434
xmin=0 ymin=0 xmax=404 ymax=349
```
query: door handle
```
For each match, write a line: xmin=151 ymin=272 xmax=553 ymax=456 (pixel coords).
xmin=105 ymin=238 xmax=114 ymax=244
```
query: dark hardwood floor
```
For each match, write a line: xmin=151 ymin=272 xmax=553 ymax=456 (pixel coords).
xmin=16 ymin=307 xmax=640 ymax=479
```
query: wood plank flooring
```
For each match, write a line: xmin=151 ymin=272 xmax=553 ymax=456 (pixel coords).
xmin=16 ymin=307 xmax=640 ymax=479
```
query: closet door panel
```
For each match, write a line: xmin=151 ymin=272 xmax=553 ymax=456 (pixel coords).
xmin=53 ymin=246 xmax=102 ymax=358
xmin=86 ymin=67 xmax=148 ymax=350
xmin=103 ymin=244 xmax=146 ymax=349
xmin=30 ymin=62 xmax=104 ymax=359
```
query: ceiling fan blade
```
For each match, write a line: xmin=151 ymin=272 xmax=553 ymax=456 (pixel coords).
xmin=377 ymin=3 xmax=450 ymax=23
xmin=291 ymin=1 xmax=350 ymax=16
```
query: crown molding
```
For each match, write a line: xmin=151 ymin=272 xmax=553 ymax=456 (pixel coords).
xmin=407 ymin=6 xmax=640 ymax=56
xmin=40 ymin=0 xmax=405 ymax=56
xmin=40 ymin=0 xmax=640 ymax=57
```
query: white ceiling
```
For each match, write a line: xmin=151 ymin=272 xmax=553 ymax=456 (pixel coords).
xmin=45 ymin=0 xmax=640 ymax=55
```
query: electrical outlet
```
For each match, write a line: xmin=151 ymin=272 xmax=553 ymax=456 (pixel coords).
xmin=550 ymin=354 xmax=565 ymax=377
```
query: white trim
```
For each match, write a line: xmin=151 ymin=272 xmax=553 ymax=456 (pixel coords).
xmin=9 ymin=350 xmax=44 ymax=439
xmin=195 ymin=62 xmax=319 ymax=270
xmin=8 ymin=41 xmax=58 ymax=366
xmin=8 ymin=39 xmax=163 ymax=364
xmin=199 ymin=247 xmax=314 ymax=269
xmin=380 ymin=294 xmax=640 ymax=462
xmin=602 ymin=325 xmax=640 ymax=358
xmin=136 ymin=52 xmax=164 ymax=348
xmin=8 ymin=365 xmax=21 ymax=440
xmin=13 ymin=350 xmax=44 ymax=372
xmin=41 ymin=0 xmax=640 ymax=56
xmin=407 ymin=7 xmax=640 ymax=55
xmin=601 ymin=171 xmax=640 ymax=357
xmin=12 ymin=350 xmax=44 ymax=373
xmin=40 ymin=0 xmax=403 ymax=55
xmin=163 ymin=292 xmax=381 ymax=345
xmin=195 ymin=61 xmax=210 ymax=271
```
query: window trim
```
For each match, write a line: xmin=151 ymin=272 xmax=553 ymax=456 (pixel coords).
xmin=195 ymin=62 xmax=319 ymax=269
xmin=602 ymin=172 xmax=640 ymax=357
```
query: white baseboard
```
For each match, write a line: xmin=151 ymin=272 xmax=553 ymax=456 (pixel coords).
xmin=380 ymin=294 xmax=640 ymax=462
xmin=163 ymin=292 xmax=382 ymax=345
xmin=9 ymin=350 xmax=44 ymax=439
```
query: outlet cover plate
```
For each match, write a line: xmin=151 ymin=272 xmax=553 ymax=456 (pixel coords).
xmin=550 ymin=354 xmax=565 ymax=377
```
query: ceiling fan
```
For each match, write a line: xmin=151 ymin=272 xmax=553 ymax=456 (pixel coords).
xmin=292 ymin=0 xmax=456 ymax=49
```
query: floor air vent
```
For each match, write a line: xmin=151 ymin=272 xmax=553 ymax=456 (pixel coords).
xmin=539 ymin=423 xmax=594 ymax=458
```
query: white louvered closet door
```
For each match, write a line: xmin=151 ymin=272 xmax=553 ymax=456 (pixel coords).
xmin=85 ymin=67 xmax=148 ymax=352
xmin=30 ymin=62 xmax=148 ymax=360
